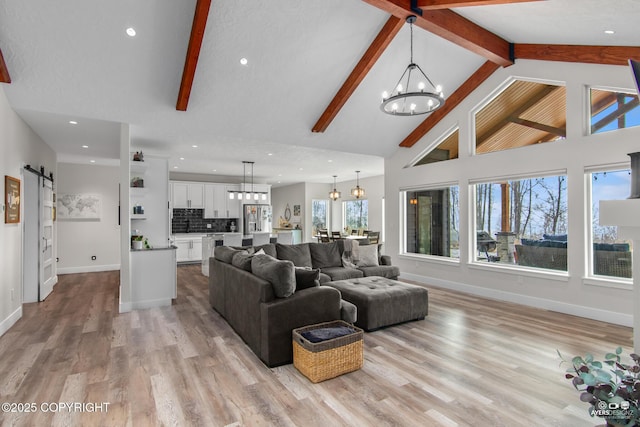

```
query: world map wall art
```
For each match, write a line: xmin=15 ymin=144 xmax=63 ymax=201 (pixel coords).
xmin=57 ymin=193 xmax=101 ymax=220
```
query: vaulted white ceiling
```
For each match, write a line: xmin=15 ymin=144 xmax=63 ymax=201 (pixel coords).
xmin=1 ymin=0 xmax=639 ymax=185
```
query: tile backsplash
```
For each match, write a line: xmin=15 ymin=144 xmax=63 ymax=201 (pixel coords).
xmin=171 ymin=209 xmax=238 ymax=234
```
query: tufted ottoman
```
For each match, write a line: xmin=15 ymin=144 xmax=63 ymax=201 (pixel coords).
xmin=324 ymin=277 xmax=428 ymax=331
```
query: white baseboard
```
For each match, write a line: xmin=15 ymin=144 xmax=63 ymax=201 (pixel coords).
xmin=0 ymin=306 xmax=22 ymax=337
xmin=119 ymin=302 xmax=132 ymax=313
xmin=58 ymin=264 xmax=120 ymax=275
xmin=401 ymin=272 xmax=633 ymax=327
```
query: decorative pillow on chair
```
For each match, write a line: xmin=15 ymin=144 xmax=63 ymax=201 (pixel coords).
xmin=357 ymin=244 xmax=379 ymax=267
xmin=251 ymin=253 xmax=296 ymax=298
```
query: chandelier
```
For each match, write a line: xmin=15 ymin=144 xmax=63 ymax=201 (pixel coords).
xmin=329 ymin=175 xmax=341 ymax=201
xmin=351 ymin=171 xmax=365 ymax=199
xmin=228 ymin=161 xmax=267 ymax=201
xmin=380 ymin=15 xmax=445 ymax=116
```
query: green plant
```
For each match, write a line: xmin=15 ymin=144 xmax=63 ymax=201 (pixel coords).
xmin=559 ymin=347 xmax=640 ymax=426
xmin=133 ymin=235 xmax=144 ymax=241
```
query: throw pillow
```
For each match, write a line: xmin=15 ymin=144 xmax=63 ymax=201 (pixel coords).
xmin=231 ymin=250 xmax=254 ymax=271
xmin=294 ymin=267 xmax=320 ymax=291
xmin=251 ymin=253 xmax=296 ymax=298
xmin=254 ymin=243 xmax=277 ymax=258
xmin=214 ymin=246 xmax=244 ymax=264
xmin=276 ymin=243 xmax=312 ymax=268
xmin=357 ymin=244 xmax=379 ymax=267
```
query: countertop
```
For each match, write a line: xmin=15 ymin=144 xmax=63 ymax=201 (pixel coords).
xmin=131 ymin=245 xmax=178 ymax=252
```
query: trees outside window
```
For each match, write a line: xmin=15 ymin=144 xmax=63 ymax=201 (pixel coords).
xmin=343 ymin=200 xmax=368 ymax=233
xmin=474 ymin=174 xmax=568 ymax=271
xmin=311 ymin=200 xmax=328 ymax=236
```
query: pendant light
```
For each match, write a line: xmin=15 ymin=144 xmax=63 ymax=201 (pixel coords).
xmin=329 ymin=175 xmax=341 ymax=201
xmin=380 ymin=15 xmax=445 ymax=116
xmin=351 ymin=171 xmax=365 ymax=199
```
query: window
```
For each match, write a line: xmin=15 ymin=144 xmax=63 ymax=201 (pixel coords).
xmin=414 ymin=129 xmax=459 ymax=165
xmin=343 ymin=200 xmax=368 ymax=233
xmin=589 ymin=88 xmax=640 ymax=134
xmin=474 ymin=174 xmax=568 ymax=272
xmin=311 ymin=199 xmax=329 ymax=236
xmin=404 ymin=186 xmax=459 ymax=259
xmin=475 ymin=80 xmax=566 ymax=154
xmin=589 ymin=169 xmax=633 ymax=279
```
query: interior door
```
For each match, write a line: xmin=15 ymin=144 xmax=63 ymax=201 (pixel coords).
xmin=39 ymin=178 xmax=55 ymax=300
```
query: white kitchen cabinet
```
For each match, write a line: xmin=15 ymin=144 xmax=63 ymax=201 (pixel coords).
xmin=175 ymin=235 xmax=203 ymax=262
xmin=172 ymin=182 xmax=204 ymax=209
xmin=204 ymin=183 xmax=228 ymax=218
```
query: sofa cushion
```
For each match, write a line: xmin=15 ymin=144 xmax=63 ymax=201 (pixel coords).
xmin=356 ymin=244 xmax=379 ymax=267
xmin=215 ymin=246 xmax=246 ymax=264
xmin=254 ymin=243 xmax=277 ymax=258
xmin=276 ymin=243 xmax=312 ymax=268
xmin=294 ymin=267 xmax=321 ymax=291
xmin=358 ymin=265 xmax=400 ymax=279
xmin=321 ymin=266 xmax=364 ymax=281
xmin=251 ymin=254 xmax=296 ymax=298
xmin=309 ymin=242 xmax=342 ymax=269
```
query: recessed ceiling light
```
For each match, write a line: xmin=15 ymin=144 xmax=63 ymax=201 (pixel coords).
xmin=267 ymin=153 xmax=273 ymax=156
xmin=192 ymin=145 xmax=198 ymax=148
xmin=81 ymin=145 xmax=88 ymax=148
xmin=173 ymin=166 xmax=178 ymax=169
xmin=278 ymin=174 xmax=282 ymax=177
xmin=299 ymin=168 xmax=303 ymax=171
xmin=604 ymin=30 xmax=615 ymax=35
xmin=240 ymin=58 xmax=248 ymax=66
xmin=126 ymin=27 xmax=136 ymax=37
xmin=328 ymin=159 xmax=333 ymax=163
xmin=212 ymin=169 xmax=217 ymax=172
xmin=89 ymin=160 xmax=96 ymax=163
xmin=179 ymin=157 xmax=185 ymax=160
xmin=69 ymin=120 xmax=77 ymax=125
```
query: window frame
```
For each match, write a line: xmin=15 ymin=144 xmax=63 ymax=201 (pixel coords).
xmin=342 ymin=199 xmax=368 ymax=233
xmin=311 ymin=199 xmax=330 ymax=236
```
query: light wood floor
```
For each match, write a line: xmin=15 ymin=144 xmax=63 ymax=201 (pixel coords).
xmin=0 ymin=265 xmax=632 ymax=426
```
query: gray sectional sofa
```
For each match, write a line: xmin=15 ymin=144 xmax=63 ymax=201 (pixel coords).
xmin=209 ymin=241 xmax=399 ymax=367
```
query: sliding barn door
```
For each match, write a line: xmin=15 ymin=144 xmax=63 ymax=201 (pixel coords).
xmin=39 ymin=178 xmax=55 ymax=300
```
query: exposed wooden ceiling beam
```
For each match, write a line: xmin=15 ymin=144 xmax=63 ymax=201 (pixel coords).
xmin=362 ymin=0 xmax=513 ymax=66
xmin=591 ymin=97 xmax=640 ymax=133
xmin=509 ymin=117 xmax=566 ymax=137
xmin=399 ymin=60 xmax=500 ymax=147
xmin=416 ymin=0 xmax=542 ymax=9
xmin=0 ymin=48 xmax=11 ymax=84
xmin=312 ymin=16 xmax=404 ymax=133
xmin=514 ymin=44 xmax=640 ymax=66
xmin=176 ymin=0 xmax=212 ymax=111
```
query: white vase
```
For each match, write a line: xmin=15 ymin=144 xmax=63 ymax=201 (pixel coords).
xmin=132 ymin=240 xmax=143 ymax=250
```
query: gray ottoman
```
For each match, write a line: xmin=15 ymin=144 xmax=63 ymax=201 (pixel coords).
xmin=324 ymin=277 xmax=428 ymax=331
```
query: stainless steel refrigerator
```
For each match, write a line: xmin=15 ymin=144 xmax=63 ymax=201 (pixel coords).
xmin=244 ymin=204 xmax=272 ymax=234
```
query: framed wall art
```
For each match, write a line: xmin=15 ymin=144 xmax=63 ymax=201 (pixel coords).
xmin=4 ymin=175 xmax=20 ymax=224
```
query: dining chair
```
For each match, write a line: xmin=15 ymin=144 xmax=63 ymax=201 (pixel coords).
xmin=331 ymin=231 xmax=343 ymax=241
xmin=366 ymin=231 xmax=380 ymax=244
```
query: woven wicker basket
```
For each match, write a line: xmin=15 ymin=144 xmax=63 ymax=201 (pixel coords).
xmin=292 ymin=320 xmax=363 ymax=383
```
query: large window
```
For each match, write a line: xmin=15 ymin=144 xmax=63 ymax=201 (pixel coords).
xmin=589 ymin=88 xmax=640 ymax=134
xmin=474 ymin=174 xmax=568 ymax=272
xmin=475 ymin=80 xmax=566 ymax=155
xmin=404 ymin=186 xmax=459 ymax=258
xmin=311 ymin=199 xmax=329 ymax=236
xmin=414 ymin=129 xmax=459 ymax=166
xmin=343 ymin=200 xmax=368 ymax=233
xmin=589 ymin=169 xmax=633 ymax=279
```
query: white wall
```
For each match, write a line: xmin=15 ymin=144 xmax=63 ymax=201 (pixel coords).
xmin=271 ymin=182 xmax=306 ymax=238
xmin=56 ymin=163 xmax=120 ymax=273
xmin=0 ymin=86 xmax=57 ymax=335
xmin=385 ymin=59 xmax=640 ymax=326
